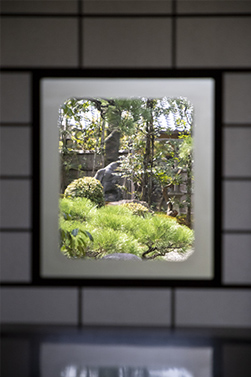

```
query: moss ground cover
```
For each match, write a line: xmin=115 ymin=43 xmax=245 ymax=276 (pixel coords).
xmin=59 ymin=197 xmax=194 ymax=260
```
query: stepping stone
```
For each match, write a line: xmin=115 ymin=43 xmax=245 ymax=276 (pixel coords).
xmin=102 ymin=253 xmax=141 ymax=260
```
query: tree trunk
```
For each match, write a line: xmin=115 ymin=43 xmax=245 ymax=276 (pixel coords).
xmin=61 ymin=117 xmax=69 ymax=192
xmin=142 ymin=125 xmax=150 ymax=202
xmin=100 ymin=116 xmax=105 ymax=168
xmin=105 ymin=129 xmax=121 ymax=166
xmin=143 ymin=99 xmax=154 ymax=205
xmin=186 ymin=159 xmax=192 ymax=228
xmin=104 ymin=105 xmax=121 ymax=166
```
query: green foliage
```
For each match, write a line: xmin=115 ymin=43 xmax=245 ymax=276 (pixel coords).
xmin=60 ymin=227 xmax=93 ymax=258
xmin=64 ymin=177 xmax=104 ymax=207
xmin=90 ymin=227 xmax=141 ymax=257
xmin=176 ymin=214 xmax=193 ymax=228
xmin=178 ymin=134 xmax=193 ymax=163
xmin=60 ymin=197 xmax=97 ymax=222
xmin=59 ymin=197 xmax=194 ymax=260
xmin=59 ymin=96 xmax=194 ymax=223
xmin=120 ymin=202 xmax=149 ymax=217
xmin=59 ymin=99 xmax=103 ymax=191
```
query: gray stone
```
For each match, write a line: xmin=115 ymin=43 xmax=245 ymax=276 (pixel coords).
xmin=94 ymin=161 xmax=122 ymax=202
xmin=102 ymin=253 xmax=141 ymax=260
xmin=105 ymin=130 xmax=121 ymax=166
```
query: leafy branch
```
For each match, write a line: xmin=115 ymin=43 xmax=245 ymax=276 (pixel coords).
xmin=142 ymin=241 xmax=188 ymax=260
xmin=60 ymin=227 xmax=93 ymax=258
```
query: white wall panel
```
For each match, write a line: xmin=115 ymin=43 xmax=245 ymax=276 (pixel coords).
xmin=0 ymin=0 xmax=78 ymax=14
xmin=0 ymin=73 xmax=31 ymax=123
xmin=223 ymin=128 xmax=251 ymax=177
xmin=1 ymin=18 xmax=78 ymax=67
xmin=176 ymin=289 xmax=251 ymax=327
xmin=224 ymin=73 xmax=251 ymax=124
xmin=177 ymin=18 xmax=251 ymax=67
xmin=177 ymin=0 xmax=251 ymax=14
xmin=82 ymin=288 xmax=171 ymax=326
xmin=0 ymin=232 xmax=31 ymax=282
xmin=83 ymin=0 xmax=172 ymax=14
xmin=0 ymin=126 xmax=31 ymax=176
xmin=223 ymin=234 xmax=251 ymax=284
xmin=83 ymin=18 xmax=172 ymax=67
xmin=0 ymin=288 xmax=78 ymax=324
xmin=0 ymin=180 xmax=31 ymax=228
xmin=223 ymin=181 xmax=251 ymax=230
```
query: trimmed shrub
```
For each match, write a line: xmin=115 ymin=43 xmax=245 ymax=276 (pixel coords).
xmin=120 ymin=202 xmax=150 ymax=217
xmin=64 ymin=177 xmax=104 ymax=207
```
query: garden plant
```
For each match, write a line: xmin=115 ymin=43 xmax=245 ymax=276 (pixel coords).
xmin=59 ymin=96 xmax=195 ymax=260
xmin=59 ymin=197 xmax=194 ymax=260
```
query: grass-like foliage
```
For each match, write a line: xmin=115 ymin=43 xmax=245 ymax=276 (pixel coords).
xmin=59 ymin=197 xmax=194 ymax=260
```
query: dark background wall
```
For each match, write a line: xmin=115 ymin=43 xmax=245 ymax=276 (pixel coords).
xmin=0 ymin=0 xmax=251 ymax=328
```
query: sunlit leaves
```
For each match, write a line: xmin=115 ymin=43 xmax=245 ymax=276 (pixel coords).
xmin=60 ymin=227 xmax=94 ymax=259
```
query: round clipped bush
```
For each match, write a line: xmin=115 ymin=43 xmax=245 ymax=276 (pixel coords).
xmin=120 ymin=202 xmax=150 ymax=217
xmin=64 ymin=177 xmax=104 ymax=207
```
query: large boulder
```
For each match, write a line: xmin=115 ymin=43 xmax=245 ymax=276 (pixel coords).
xmin=94 ymin=161 xmax=122 ymax=202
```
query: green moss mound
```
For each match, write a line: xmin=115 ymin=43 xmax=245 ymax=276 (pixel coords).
xmin=64 ymin=177 xmax=104 ymax=207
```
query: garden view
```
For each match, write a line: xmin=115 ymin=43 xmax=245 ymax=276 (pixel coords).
xmin=59 ymin=96 xmax=194 ymax=261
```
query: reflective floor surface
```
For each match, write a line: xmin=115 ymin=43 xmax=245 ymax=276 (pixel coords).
xmin=1 ymin=326 xmax=251 ymax=377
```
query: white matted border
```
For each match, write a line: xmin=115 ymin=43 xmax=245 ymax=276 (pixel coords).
xmin=41 ymin=78 xmax=214 ymax=279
